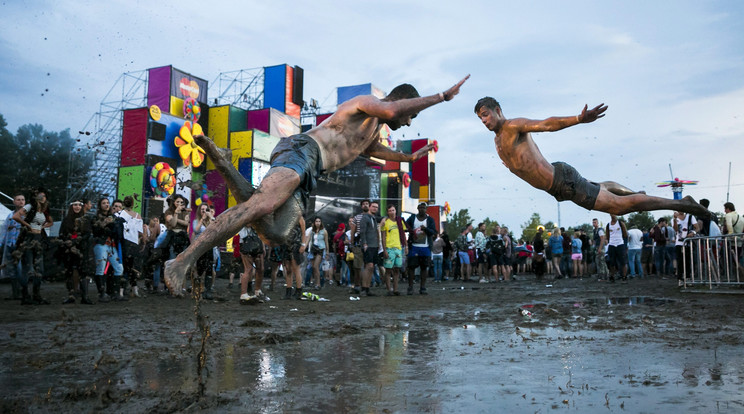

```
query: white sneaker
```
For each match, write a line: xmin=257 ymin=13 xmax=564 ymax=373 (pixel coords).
xmin=479 ymin=278 xmax=488 ymax=284
xmin=240 ymin=293 xmax=252 ymax=301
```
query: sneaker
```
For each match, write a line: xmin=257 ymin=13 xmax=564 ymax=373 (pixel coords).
xmin=386 ymin=290 xmax=394 ymax=296
xmin=678 ymin=279 xmax=684 ymax=287
xmin=227 ymin=282 xmax=234 ymax=290
xmin=240 ymin=293 xmax=259 ymax=305
xmin=255 ymin=291 xmax=270 ymax=303
xmin=419 ymin=288 xmax=428 ymax=295
xmin=479 ymin=278 xmax=488 ymax=284
xmin=407 ymin=286 xmax=414 ymax=295
xmin=363 ymin=288 xmax=376 ymax=297
xmin=63 ymin=296 xmax=76 ymax=305
xmin=393 ymin=291 xmax=400 ymax=296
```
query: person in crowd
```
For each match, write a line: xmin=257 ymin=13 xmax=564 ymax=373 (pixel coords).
xmin=13 ymin=189 xmax=53 ymax=305
xmin=627 ymin=225 xmax=644 ymax=278
xmin=532 ymin=227 xmax=546 ymax=279
xmin=455 ymin=224 xmax=473 ymax=282
xmin=641 ymin=226 xmax=654 ymax=277
xmin=192 ymin=203 xmax=216 ymax=299
xmin=474 ymin=222 xmax=488 ymax=282
xmin=592 ymin=218 xmax=608 ymax=280
xmin=405 ymin=202 xmax=436 ymax=295
xmin=305 ymin=216 xmax=329 ymax=290
xmin=606 ymin=214 xmax=628 ymax=283
xmin=59 ymin=200 xmax=92 ymax=304
xmin=332 ymin=223 xmax=349 ymax=286
xmin=238 ymin=226 xmax=268 ymax=303
xmin=142 ymin=216 xmax=165 ymax=293
xmin=117 ymin=196 xmax=144 ymax=297
xmin=380 ymin=204 xmax=407 ymax=294
xmin=501 ymin=226 xmax=514 ymax=281
xmin=441 ymin=233 xmax=452 ymax=280
xmin=673 ymin=210 xmax=701 ymax=286
xmin=227 ymin=233 xmax=242 ymax=291
xmin=431 ymin=232 xmax=445 ymax=283
xmin=486 ymin=226 xmax=504 ymax=282
xmin=548 ymin=227 xmax=564 ymax=279
xmin=282 ymin=220 xmax=306 ymax=300
xmin=359 ymin=201 xmax=381 ymax=296
xmin=1 ymin=192 xmax=25 ymax=300
xmin=571 ymin=229 xmax=583 ymax=278
xmin=90 ymin=197 xmax=125 ymax=301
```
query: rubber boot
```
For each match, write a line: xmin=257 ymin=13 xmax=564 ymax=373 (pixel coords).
xmin=80 ymin=277 xmax=94 ymax=305
xmin=283 ymin=287 xmax=293 ymax=300
xmin=203 ymin=274 xmax=213 ymax=300
xmin=20 ymin=285 xmax=32 ymax=305
xmin=294 ymin=287 xmax=303 ymax=300
xmin=32 ymin=279 xmax=50 ymax=305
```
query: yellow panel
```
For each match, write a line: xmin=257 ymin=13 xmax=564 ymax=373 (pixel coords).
xmin=227 ymin=189 xmax=237 ymax=208
xmin=230 ymin=131 xmax=253 ymax=160
xmin=419 ymin=185 xmax=428 ymax=201
xmin=170 ymin=96 xmax=185 ymax=118
xmin=207 ymin=106 xmax=230 ymax=170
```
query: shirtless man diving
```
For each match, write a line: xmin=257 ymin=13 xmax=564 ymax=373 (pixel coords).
xmin=164 ymin=75 xmax=470 ymax=294
xmin=474 ymin=97 xmax=709 ymax=217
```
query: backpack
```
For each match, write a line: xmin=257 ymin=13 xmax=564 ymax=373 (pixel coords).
xmin=455 ymin=234 xmax=468 ymax=251
xmin=487 ymin=235 xmax=505 ymax=256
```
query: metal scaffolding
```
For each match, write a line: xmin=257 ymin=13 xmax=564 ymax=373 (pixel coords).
xmin=66 ymin=70 xmax=148 ymax=205
xmin=210 ymin=67 xmax=264 ymax=110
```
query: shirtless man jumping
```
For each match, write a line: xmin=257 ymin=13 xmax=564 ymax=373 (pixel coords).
xmin=474 ymin=97 xmax=708 ymax=217
xmin=164 ymin=75 xmax=470 ymax=294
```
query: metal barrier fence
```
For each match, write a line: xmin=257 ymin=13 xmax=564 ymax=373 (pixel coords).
xmin=681 ymin=233 xmax=744 ymax=289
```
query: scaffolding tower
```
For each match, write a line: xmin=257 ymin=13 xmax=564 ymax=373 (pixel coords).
xmin=210 ymin=67 xmax=264 ymax=110
xmin=65 ymin=70 xmax=148 ymax=206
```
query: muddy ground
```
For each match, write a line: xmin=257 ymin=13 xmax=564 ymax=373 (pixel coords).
xmin=1 ymin=274 xmax=743 ymax=413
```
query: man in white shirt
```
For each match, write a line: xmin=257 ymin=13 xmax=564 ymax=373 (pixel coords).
xmin=674 ymin=210 xmax=701 ymax=286
xmin=605 ymin=214 xmax=628 ymax=282
xmin=626 ymin=226 xmax=643 ymax=278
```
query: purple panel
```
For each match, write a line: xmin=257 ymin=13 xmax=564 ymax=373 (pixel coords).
xmin=147 ymin=66 xmax=172 ymax=111
xmin=247 ymin=109 xmax=270 ymax=133
xmin=206 ymin=170 xmax=227 ymax=216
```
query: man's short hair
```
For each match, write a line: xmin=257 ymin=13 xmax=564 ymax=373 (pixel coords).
xmin=474 ymin=97 xmax=500 ymax=113
xmin=724 ymin=202 xmax=736 ymax=211
xmin=658 ymin=218 xmax=667 ymax=224
xmin=700 ymin=198 xmax=710 ymax=208
xmin=113 ymin=199 xmax=123 ymax=206
xmin=370 ymin=200 xmax=379 ymax=206
xmin=385 ymin=84 xmax=420 ymax=101
xmin=360 ymin=198 xmax=371 ymax=206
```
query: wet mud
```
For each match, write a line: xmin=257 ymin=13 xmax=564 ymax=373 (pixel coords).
xmin=1 ymin=276 xmax=743 ymax=413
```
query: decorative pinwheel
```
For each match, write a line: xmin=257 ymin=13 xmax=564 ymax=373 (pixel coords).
xmin=174 ymin=121 xmax=206 ymax=167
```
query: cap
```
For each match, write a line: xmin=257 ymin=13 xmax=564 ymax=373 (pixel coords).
xmin=418 ymin=202 xmax=428 ymax=208
xmin=337 ymin=223 xmax=346 ymax=231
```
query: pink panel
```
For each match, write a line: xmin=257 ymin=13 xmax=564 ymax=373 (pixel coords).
xmin=247 ymin=109 xmax=270 ymax=133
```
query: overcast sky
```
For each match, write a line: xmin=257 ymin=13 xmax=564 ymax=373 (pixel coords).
xmin=2 ymin=0 xmax=743 ymax=230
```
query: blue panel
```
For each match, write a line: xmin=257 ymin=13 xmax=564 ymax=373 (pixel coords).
xmin=264 ymin=65 xmax=287 ymax=113
xmin=238 ymin=158 xmax=252 ymax=183
xmin=337 ymin=83 xmax=372 ymax=105
xmin=146 ymin=112 xmax=186 ymax=162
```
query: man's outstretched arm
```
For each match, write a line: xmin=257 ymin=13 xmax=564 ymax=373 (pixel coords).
xmin=358 ymin=75 xmax=470 ymax=120
xmin=509 ymin=103 xmax=608 ymax=134
xmin=364 ymin=141 xmax=434 ymax=162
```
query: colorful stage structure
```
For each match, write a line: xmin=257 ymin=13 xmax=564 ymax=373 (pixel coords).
xmin=656 ymin=164 xmax=698 ymax=200
xmin=66 ymin=64 xmax=441 ymax=233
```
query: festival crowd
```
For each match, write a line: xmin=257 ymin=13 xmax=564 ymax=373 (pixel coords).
xmin=1 ymin=189 xmax=743 ymax=306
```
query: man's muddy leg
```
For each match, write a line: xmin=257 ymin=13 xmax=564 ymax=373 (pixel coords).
xmin=194 ymin=135 xmax=254 ymax=203
xmin=594 ymin=191 xmax=709 ymax=217
xmin=164 ymin=168 xmax=300 ymax=295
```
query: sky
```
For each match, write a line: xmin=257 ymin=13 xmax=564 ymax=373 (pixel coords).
xmin=1 ymin=0 xmax=743 ymax=231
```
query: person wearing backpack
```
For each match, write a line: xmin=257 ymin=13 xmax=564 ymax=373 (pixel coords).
xmin=486 ymin=226 xmax=504 ymax=281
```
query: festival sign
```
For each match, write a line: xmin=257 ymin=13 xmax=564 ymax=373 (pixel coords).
xmin=170 ymin=68 xmax=208 ymax=104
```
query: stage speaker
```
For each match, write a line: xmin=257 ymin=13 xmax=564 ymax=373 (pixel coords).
xmin=292 ymin=66 xmax=304 ymax=106
xmin=148 ymin=122 xmax=166 ymax=141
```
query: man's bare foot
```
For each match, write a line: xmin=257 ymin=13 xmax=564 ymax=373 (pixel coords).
xmin=164 ymin=258 xmax=192 ymax=297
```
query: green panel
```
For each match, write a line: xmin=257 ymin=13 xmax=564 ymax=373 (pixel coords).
xmin=117 ymin=165 xmax=145 ymax=215
xmin=252 ymin=129 xmax=280 ymax=162
xmin=229 ymin=106 xmax=247 ymax=132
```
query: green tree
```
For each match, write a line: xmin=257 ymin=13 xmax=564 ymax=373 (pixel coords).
xmin=0 ymin=117 xmax=94 ymax=220
xmin=446 ymin=208 xmax=473 ymax=241
xmin=626 ymin=211 xmax=656 ymax=231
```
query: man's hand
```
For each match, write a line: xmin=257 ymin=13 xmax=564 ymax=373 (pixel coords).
xmin=442 ymin=75 xmax=470 ymax=101
xmin=577 ymin=103 xmax=608 ymax=123
xmin=412 ymin=143 xmax=436 ymax=161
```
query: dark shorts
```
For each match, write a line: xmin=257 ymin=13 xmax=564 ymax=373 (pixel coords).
xmin=270 ymin=134 xmax=325 ymax=211
xmin=408 ymin=245 xmax=431 ymax=269
xmin=607 ymin=244 xmax=628 ymax=269
xmin=489 ymin=253 xmax=504 ymax=267
xmin=476 ymin=249 xmax=488 ymax=264
xmin=363 ymin=248 xmax=379 ymax=265
xmin=641 ymin=248 xmax=653 ymax=264
xmin=549 ymin=162 xmax=600 ymax=210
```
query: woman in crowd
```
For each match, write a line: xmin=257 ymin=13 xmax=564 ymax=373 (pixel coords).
xmin=238 ymin=225 xmax=267 ymax=303
xmin=431 ymin=232 xmax=445 ymax=282
xmin=305 ymin=217 xmax=328 ymax=290
xmin=192 ymin=203 xmax=215 ymax=299
xmin=571 ymin=230 xmax=583 ymax=278
xmin=13 ymin=189 xmax=53 ymax=305
xmin=91 ymin=197 xmax=125 ymax=301
xmin=59 ymin=200 xmax=92 ymax=304
xmin=164 ymin=194 xmax=190 ymax=260
xmin=548 ymin=228 xmax=564 ymax=279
